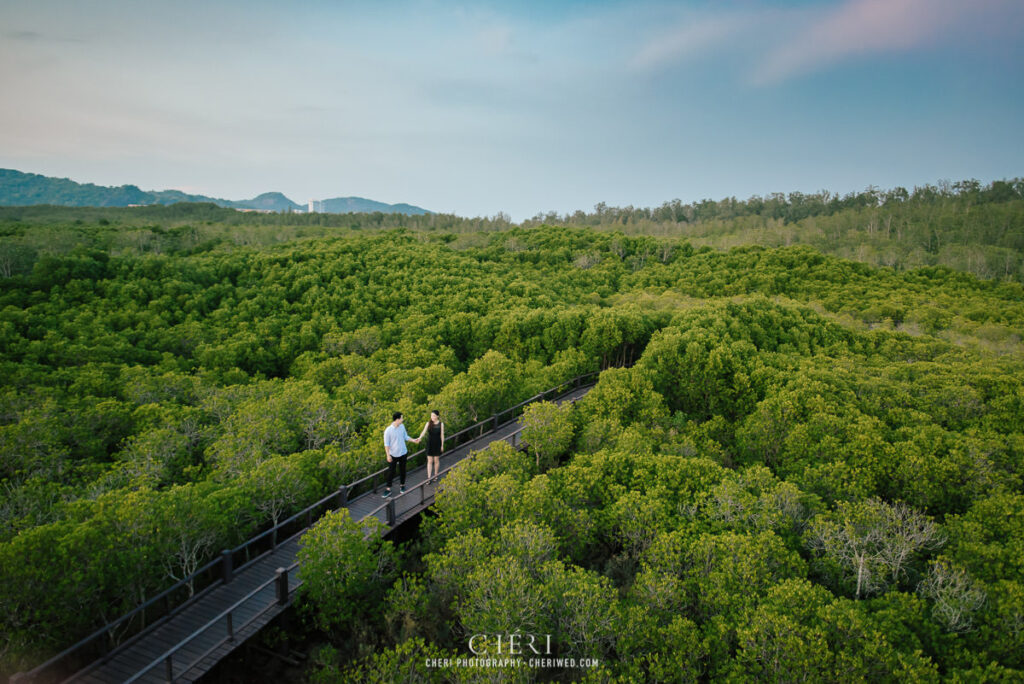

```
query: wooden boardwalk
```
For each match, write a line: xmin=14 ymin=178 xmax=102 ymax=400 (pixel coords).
xmin=60 ymin=383 xmax=592 ymax=684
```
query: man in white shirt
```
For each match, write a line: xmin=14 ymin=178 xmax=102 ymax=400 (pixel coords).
xmin=383 ymin=411 xmax=419 ymax=497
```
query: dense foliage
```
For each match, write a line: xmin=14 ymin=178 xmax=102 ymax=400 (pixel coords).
xmin=1 ymin=212 xmax=1022 ymax=680
xmin=307 ymin=298 xmax=1024 ymax=682
xmin=0 ymin=227 xmax=667 ymax=673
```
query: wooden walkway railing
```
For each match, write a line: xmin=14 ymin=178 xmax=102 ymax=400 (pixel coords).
xmin=11 ymin=369 xmax=602 ymax=684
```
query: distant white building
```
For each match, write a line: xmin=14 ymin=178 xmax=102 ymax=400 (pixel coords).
xmin=308 ymin=199 xmax=316 ymax=213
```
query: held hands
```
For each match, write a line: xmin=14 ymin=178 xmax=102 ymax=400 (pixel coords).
xmin=414 ymin=438 xmax=421 ymax=444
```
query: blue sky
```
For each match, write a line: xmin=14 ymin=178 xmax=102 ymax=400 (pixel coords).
xmin=1 ymin=0 xmax=1022 ymax=220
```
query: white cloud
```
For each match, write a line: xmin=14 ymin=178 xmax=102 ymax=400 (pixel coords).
xmin=475 ymin=24 xmax=514 ymax=56
xmin=630 ymin=13 xmax=756 ymax=71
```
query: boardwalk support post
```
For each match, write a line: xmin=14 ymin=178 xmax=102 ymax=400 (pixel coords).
xmin=164 ymin=655 xmax=173 ymax=683
xmin=226 ymin=612 xmax=234 ymax=642
xmin=221 ymin=549 xmax=233 ymax=584
xmin=276 ymin=568 xmax=289 ymax=605
xmin=386 ymin=499 xmax=396 ymax=527
xmin=337 ymin=484 xmax=348 ymax=507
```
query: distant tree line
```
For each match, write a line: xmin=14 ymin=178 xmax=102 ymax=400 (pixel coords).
xmin=524 ymin=178 xmax=1024 ymax=227
xmin=2 ymin=177 xmax=1021 ymax=284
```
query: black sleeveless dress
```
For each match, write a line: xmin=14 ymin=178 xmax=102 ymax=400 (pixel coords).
xmin=426 ymin=422 xmax=443 ymax=456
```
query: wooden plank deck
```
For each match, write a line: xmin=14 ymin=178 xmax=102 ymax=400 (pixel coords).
xmin=64 ymin=383 xmax=592 ymax=683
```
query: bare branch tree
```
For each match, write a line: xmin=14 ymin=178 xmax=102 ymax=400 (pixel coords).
xmin=806 ymin=498 xmax=944 ymax=599
xmin=918 ymin=560 xmax=986 ymax=633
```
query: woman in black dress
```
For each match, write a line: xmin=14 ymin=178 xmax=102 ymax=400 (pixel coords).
xmin=418 ymin=410 xmax=444 ymax=484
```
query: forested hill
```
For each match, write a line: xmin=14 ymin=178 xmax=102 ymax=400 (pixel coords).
xmin=1 ymin=223 xmax=1023 ymax=680
xmin=0 ymin=168 xmax=430 ymax=215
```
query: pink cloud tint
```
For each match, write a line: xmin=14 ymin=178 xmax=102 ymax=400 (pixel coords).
xmin=751 ymin=0 xmax=1010 ymax=85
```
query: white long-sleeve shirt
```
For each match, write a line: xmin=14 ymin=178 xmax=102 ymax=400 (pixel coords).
xmin=383 ymin=423 xmax=411 ymax=458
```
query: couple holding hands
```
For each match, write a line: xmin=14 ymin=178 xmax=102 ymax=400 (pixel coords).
xmin=382 ymin=410 xmax=445 ymax=497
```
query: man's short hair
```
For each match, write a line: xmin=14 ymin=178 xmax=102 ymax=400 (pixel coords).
xmin=392 ymin=411 xmax=403 ymax=421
